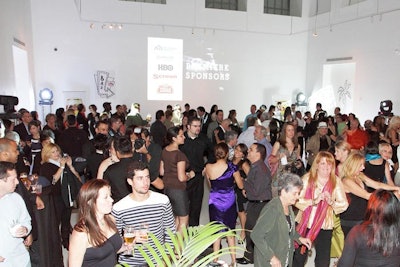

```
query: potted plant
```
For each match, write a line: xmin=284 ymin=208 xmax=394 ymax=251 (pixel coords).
xmin=116 ymin=222 xmax=244 ymax=267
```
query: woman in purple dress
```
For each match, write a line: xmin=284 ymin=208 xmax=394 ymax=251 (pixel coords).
xmin=205 ymin=142 xmax=244 ymax=266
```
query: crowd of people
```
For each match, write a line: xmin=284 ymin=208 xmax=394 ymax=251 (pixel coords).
xmin=0 ymin=100 xmax=399 ymax=267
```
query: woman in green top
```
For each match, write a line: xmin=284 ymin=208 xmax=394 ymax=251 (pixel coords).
xmin=251 ymin=173 xmax=311 ymax=267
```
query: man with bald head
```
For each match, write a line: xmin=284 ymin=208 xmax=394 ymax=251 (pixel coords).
xmin=0 ymin=138 xmax=20 ymax=164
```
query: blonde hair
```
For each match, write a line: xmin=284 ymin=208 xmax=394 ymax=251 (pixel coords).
xmin=340 ymin=151 xmax=365 ymax=180
xmin=385 ymin=115 xmax=400 ymax=137
xmin=63 ymin=108 xmax=76 ymax=123
xmin=378 ymin=142 xmax=391 ymax=153
xmin=335 ymin=140 xmax=351 ymax=155
xmin=41 ymin=143 xmax=61 ymax=164
xmin=308 ymin=151 xmax=337 ymax=188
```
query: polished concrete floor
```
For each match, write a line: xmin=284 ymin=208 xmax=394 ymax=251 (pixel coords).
xmin=63 ymin=179 xmax=337 ymax=266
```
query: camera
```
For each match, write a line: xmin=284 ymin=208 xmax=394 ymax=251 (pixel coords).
xmin=283 ymin=159 xmax=305 ymax=176
xmin=134 ymin=139 xmax=145 ymax=150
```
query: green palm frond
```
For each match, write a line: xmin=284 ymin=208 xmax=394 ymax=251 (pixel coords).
xmin=133 ymin=222 xmax=245 ymax=267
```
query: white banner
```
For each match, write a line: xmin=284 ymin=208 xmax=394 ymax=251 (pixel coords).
xmin=147 ymin=37 xmax=183 ymax=101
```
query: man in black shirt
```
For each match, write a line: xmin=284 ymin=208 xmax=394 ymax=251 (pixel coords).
xmin=103 ymin=136 xmax=134 ymax=203
xmin=197 ymin=106 xmax=210 ymax=135
xmin=58 ymin=115 xmax=88 ymax=157
xmin=237 ymin=143 xmax=272 ymax=265
xmin=14 ymin=110 xmax=33 ymax=146
xmin=150 ymin=110 xmax=167 ymax=148
xmin=180 ymin=117 xmax=212 ymax=226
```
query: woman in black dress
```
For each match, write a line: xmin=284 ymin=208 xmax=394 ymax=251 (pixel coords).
xmin=69 ymin=179 xmax=129 ymax=267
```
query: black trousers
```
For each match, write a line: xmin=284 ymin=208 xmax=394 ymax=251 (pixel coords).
xmin=243 ymin=202 xmax=267 ymax=262
xmin=28 ymin=239 xmax=40 ymax=267
xmin=187 ymin=173 xmax=204 ymax=226
xmin=55 ymin=196 xmax=72 ymax=247
xmin=293 ymin=229 xmax=333 ymax=267
xmin=61 ymin=206 xmax=72 ymax=244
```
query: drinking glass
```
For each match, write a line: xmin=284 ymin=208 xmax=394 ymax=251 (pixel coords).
xmin=20 ymin=173 xmax=30 ymax=190
xmin=32 ymin=184 xmax=42 ymax=195
xmin=123 ymin=225 xmax=136 ymax=255
xmin=9 ymin=220 xmax=22 ymax=237
xmin=137 ymin=223 xmax=149 ymax=243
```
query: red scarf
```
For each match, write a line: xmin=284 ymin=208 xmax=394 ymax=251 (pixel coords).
xmin=295 ymin=178 xmax=333 ymax=254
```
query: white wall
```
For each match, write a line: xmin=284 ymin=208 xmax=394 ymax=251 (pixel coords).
xmin=29 ymin=0 xmax=308 ymax=121
xmin=0 ymin=0 xmax=35 ymax=111
xmin=305 ymin=0 xmax=400 ymax=122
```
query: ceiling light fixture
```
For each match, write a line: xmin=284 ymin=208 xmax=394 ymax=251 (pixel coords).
xmin=99 ymin=23 xmax=123 ymax=30
xmin=313 ymin=0 xmax=319 ymax=37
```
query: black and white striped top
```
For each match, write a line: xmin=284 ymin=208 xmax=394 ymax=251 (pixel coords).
xmin=112 ymin=191 xmax=176 ymax=267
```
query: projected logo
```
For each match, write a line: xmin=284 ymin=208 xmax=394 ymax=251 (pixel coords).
xmin=185 ymin=57 xmax=230 ymax=81
xmin=148 ymin=38 xmax=183 ymax=101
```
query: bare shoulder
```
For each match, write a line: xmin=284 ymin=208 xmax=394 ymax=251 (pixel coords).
xmin=71 ymin=229 xmax=89 ymax=246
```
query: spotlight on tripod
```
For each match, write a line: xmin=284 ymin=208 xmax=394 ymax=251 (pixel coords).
xmin=379 ymin=100 xmax=393 ymax=117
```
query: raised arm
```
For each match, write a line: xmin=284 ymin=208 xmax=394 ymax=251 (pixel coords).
xmin=361 ymin=173 xmax=400 ymax=192
xmin=342 ymin=177 xmax=371 ymax=200
xmin=269 ymin=142 xmax=280 ymax=164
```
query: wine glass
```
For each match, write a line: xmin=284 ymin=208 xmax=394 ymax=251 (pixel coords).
xmin=123 ymin=225 xmax=136 ymax=255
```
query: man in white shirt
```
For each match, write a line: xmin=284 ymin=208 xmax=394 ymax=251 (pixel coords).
xmin=0 ymin=161 xmax=32 ymax=267
xmin=237 ymin=117 xmax=258 ymax=149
